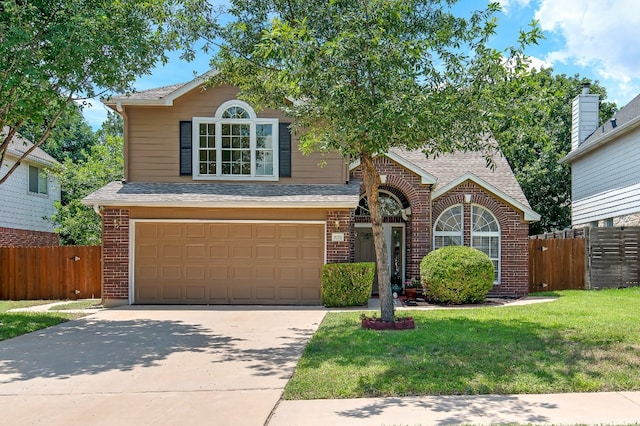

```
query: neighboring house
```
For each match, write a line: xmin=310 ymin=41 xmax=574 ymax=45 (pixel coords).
xmin=561 ymin=85 xmax=640 ymax=227
xmin=84 ymin=72 xmax=539 ymax=307
xmin=0 ymin=130 xmax=61 ymax=247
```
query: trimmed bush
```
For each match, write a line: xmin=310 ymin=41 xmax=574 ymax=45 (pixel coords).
xmin=420 ymin=246 xmax=494 ymax=304
xmin=321 ymin=262 xmax=375 ymax=307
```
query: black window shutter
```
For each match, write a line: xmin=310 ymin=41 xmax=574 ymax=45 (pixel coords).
xmin=179 ymin=121 xmax=192 ymax=176
xmin=279 ymin=122 xmax=292 ymax=178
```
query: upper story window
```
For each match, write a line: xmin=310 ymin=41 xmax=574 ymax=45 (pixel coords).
xmin=192 ymin=100 xmax=279 ymax=181
xmin=28 ymin=165 xmax=48 ymax=195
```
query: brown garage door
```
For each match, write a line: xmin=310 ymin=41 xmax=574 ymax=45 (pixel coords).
xmin=134 ymin=222 xmax=324 ymax=305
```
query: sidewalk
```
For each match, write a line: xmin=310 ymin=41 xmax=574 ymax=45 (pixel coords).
xmin=268 ymin=391 xmax=640 ymax=425
xmin=8 ymin=300 xmax=104 ymax=314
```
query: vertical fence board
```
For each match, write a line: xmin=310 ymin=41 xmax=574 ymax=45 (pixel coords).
xmin=0 ymin=246 xmax=102 ymax=300
xmin=529 ymin=237 xmax=585 ymax=292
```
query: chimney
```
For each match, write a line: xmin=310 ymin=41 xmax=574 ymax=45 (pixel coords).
xmin=571 ymin=83 xmax=599 ymax=150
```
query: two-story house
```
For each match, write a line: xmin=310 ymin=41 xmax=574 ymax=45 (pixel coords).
xmin=561 ymin=85 xmax=640 ymax=227
xmin=0 ymin=130 xmax=61 ymax=247
xmin=83 ymin=72 xmax=539 ymax=306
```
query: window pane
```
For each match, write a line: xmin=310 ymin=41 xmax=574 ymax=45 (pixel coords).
xmin=222 ymin=136 xmax=231 ymax=149
xmin=28 ymin=166 xmax=39 ymax=193
xmin=256 ymin=124 xmax=273 ymax=148
xmin=222 ymin=106 xmax=249 ymax=119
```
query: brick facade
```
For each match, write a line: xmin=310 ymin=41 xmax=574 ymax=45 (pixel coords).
xmin=326 ymin=210 xmax=355 ymax=263
xmin=101 ymin=208 xmax=130 ymax=306
xmin=0 ymin=227 xmax=59 ymax=247
xmin=353 ymin=161 xmax=530 ymax=298
xmin=431 ymin=181 xmax=529 ymax=297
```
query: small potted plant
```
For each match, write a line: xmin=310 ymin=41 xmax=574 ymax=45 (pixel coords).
xmin=404 ymin=278 xmax=418 ymax=299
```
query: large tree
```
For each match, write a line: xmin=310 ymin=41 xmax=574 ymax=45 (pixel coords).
xmin=211 ymin=0 xmax=538 ymax=321
xmin=51 ymin=112 xmax=124 ymax=245
xmin=491 ymin=69 xmax=617 ymax=234
xmin=0 ymin=0 xmax=217 ymax=183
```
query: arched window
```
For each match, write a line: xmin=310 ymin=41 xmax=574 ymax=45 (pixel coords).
xmin=472 ymin=205 xmax=500 ymax=283
xmin=433 ymin=204 xmax=501 ymax=283
xmin=433 ymin=205 xmax=463 ymax=248
xmin=356 ymin=191 xmax=403 ymax=217
xmin=192 ymin=100 xmax=278 ymax=180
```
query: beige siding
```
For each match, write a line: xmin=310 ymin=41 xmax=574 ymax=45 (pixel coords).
xmin=123 ymin=84 xmax=347 ymax=184
xmin=128 ymin=206 xmax=340 ymax=221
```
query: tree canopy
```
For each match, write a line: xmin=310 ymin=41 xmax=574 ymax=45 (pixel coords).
xmin=211 ymin=0 xmax=539 ymax=320
xmin=0 ymin=0 xmax=217 ymax=183
xmin=491 ymin=69 xmax=617 ymax=234
xmin=51 ymin=112 xmax=124 ymax=245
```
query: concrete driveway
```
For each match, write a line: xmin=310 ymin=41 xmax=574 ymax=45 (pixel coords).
xmin=0 ymin=306 xmax=327 ymax=425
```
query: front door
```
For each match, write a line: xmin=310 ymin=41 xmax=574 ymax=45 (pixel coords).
xmin=355 ymin=224 xmax=405 ymax=295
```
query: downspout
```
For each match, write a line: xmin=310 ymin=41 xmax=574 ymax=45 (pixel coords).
xmin=116 ymin=101 xmax=129 ymax=183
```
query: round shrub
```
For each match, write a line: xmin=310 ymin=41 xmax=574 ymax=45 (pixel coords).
xmin=420 ymin=246 xmax=494 ymax=304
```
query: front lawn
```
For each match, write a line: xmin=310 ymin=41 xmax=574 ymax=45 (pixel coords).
xmin=285 ymin=288 xmax=640 ymax=399
xmin=0 ymin=300 xmax=83 ymax=342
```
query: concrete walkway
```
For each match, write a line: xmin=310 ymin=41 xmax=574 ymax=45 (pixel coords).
xmin=0 ymin=306 xmax=326 ymax=426
xmin=269 ymin=392 xmax=640 ymax=425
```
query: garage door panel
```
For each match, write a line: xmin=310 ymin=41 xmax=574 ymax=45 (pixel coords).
xmin=186 ymin=224 xmax=206 ymax=238
xmin=278 ymin=287 xmax=298 ymax=301
xmin=302 ymin=246 xmax=323 ymax=260
xmin=185 ymin=265 xmax=205 ymax=280
xmin=161 ymin=265 xmax=182 ymax=280
xmin=255 ymin=245 xmax=276 ymax=259
xmin=232 ymin=245 xmax=253 ymax=259
xmin=186 ymin=244 xmax=205 ymax=258
xmin=160 ymin=224 xmax=183 ymax=238
xmin=278 ymin=246 xmax=299 ymax=260
xmin=162 ymin=286 xmax=182 ymax=300
xmin=186 ymin=286 xmax=206 ymax=300
xmin=162 ymin=245 xmax=182 ymax=258
xmin=135 ymin=222 xmax=324 ymax=305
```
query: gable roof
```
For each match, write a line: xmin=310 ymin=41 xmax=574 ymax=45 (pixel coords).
xmin=351 ymin=148 xmax=539 ymax=221
xmin=1 ymin=128 xmax=59 ymax=168
xmin=102 ymin=70 xmax=219 ymax=109
xmin=562 ymin=93 xmax=640 ymax=164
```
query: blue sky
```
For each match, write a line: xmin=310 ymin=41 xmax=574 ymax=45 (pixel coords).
xmin=83 ymin=0 xmax=640 ymax=129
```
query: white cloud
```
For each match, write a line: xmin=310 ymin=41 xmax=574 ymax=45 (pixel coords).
xmin=497 ymin=0 xmax=532 ymax=14
xmin=534 ymin=0 xmax=640 ymax=83
xmin=526 ymin=55 xmax=553 ymax=71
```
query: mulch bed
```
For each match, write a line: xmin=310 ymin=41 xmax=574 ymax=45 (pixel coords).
xmin=400 ymin=296 xmax=522 ymax=308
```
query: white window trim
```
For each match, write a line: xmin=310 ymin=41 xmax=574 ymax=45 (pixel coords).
xmin=471 ymin=204 xmax=501 ymax=284
xmin=433 ymin=205 xmax=464 ymax=247
xmin=28 ymin=164 xmax=49 ymax=197
xmin=433 ymin=204 xmax=501 ymax=284
xmin=192 ymin=100 xmax=279 ymax=181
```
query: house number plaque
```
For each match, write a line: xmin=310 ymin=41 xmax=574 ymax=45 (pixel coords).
xmin=331 ymin=233 xmax=345 ymax=242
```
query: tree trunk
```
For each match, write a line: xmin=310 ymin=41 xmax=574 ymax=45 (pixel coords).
xmin=360 ymin=152 xmax=394 ymax=322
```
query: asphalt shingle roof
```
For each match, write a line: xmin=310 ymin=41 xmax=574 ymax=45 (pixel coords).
xmin=82 ymin=181 xmax=361 ymax=207
xmin=1 ymin=128 xmax=59 ymax=167
xmin=106 ymin=83 xmax=186 ymax=101
xmin=390 ymin=147 xmax=530 ymax=207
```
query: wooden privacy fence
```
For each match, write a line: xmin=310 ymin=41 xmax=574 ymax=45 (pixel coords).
xmin=0 ymin=246 xmax=101 ymax=300
xmin=529 ymin=227 xmax=640 ymax=292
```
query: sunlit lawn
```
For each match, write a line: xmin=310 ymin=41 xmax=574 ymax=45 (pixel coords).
xmin=0 ymin=300 xmax=86 ymax=341
xmin=285 ymin=288 xmax=640 ymax=399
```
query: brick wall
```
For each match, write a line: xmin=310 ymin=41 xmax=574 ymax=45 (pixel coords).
xmin=326 ymin=210 xmax=355 ymax=263
xmin=0 ymin=227 xmax=59 ymax=247
xmin=102 ymin=208 xmax=130 ymax=306
xmin=432 ymin=181 xmax=529 ymax=297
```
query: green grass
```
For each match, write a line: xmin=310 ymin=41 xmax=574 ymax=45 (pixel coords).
xmin=0 ymin=300 xmax=58 ymax=312
xmin=49 ymin=299 xmax=103 ymax=311
xmin=0 ymin=300 xmax=87 ymax=342
xmin=285 ymin=288 xmax=640 ymax=399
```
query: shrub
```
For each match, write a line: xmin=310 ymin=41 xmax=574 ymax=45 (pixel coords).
xmin=321 ymin=262 xmax=375 ymax=307
xmin=420 ymin=246 xmax=494 ymax=304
